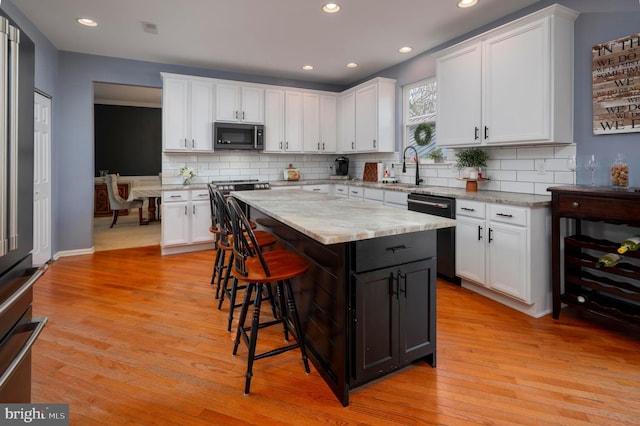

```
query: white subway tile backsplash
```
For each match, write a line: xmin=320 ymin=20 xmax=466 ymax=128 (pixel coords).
xmin=501 ymin=159 xmax=535 ymax=170
xmin=163 ymin=143 xmax=576 ymax=194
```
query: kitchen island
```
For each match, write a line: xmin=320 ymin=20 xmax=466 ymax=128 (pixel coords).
xmin=232 ymin=189 xmax=455 ymax=406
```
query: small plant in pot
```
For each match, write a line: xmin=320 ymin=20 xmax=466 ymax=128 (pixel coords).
xmin=427 ymin=147 xmax=444 ymax=163
xmin=455 ymin=148 xmax=488 ymax=178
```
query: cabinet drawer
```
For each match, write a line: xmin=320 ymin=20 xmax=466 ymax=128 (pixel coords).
xmin=349 ymin=186 xmax=364 ymax=198
xmin=488 ymin=204 xmax=527 ymax=226
xmin=354 ymin=231 xmax=436 ymax=272
xmin=456 ymin=200 xmax=485 ymax=219
xmin=334 ymin=185 xmax=348 ymax=196
xmin=384 ymin=190 xmax=407 ymax=206
xmin=163 ymin=190 xmax=189 ymax=202
xmin=191 ymin=189 xmax=209 ymax=201
xmin=556 ymin=194 xmax=637 ymax=222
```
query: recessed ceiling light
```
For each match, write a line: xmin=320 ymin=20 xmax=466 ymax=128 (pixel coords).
xmin=346 ymin=62 xmax=358 ymax=68
xmin=399 ymin=46 xmax=413 ymax=53
xmin=322 ymin=3 xmax=341 ymax=13
xmin=77 ymin=18 xmax=98 ymax=27
xmin=302 ymin=65 xmax=314 ymax=71
xmin=457 ymin=0 xmax=478 ymax=8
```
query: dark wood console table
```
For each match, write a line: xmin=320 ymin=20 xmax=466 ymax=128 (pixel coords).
xmin=549 ymin=186 xmax=640 ymax=323
xmin=94 ymin=182 xmax=131 ymax=217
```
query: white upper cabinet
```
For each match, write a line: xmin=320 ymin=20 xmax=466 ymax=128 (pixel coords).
xmin=303 ymin=93 xmax=337 ymax=153
xmin=354 ymin=78 xmax=396 ymax=152
xmin=320 ymin=95 xmax=337 ymax=153
xmin=336 ymin=78 xmax=395 ymax=153
xmin=162 ymin=74 xmax=214 ymax=152
xmin=264 ymin=88 xmax=286 ymax=152
xmin=435 ymin=5 xmax=578 ymax=147
xmin=303 ymin=93 xmax=321 ymax=152
xmin=215 ymin=83 xmax=264 ymax=124
xmin=339 ymin=91 xmax=356 ymax=152
xmin=284 ymin=90 xmax=304 ymax=153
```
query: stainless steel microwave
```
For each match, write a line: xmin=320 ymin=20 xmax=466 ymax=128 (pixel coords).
xmin=214 ymin=122 xmax=264 ymax=150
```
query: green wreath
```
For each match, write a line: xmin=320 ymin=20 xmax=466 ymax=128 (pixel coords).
xmin=414 ymin=123 xmax=433 ymax=146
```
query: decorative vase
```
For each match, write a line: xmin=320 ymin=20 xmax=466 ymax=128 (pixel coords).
xmin=183 ymin=178 xmax=191 ymax=186
xmin=462 ymin=167 xmax=478 ymax=179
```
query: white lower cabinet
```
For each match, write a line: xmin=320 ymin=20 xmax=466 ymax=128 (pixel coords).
xmin=161 ymin=189 xmax=214 ymax=254
xmin=333 ymin=184 xmax=348 ymax=197
xmin=363 ymin=188 xmax=384 ymax=205
xmin=383 ymin=191 xmax=408 ymax=209
xmin=455 ymin=199 xmax=551 ymax=317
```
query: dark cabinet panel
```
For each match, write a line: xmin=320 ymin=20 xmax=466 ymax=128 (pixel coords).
xmin=353 ymin=258 xmax=436 ymax=386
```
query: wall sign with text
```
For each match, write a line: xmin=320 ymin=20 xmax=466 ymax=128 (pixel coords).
xmin=592 ymin=33 xmax=640 ymax=135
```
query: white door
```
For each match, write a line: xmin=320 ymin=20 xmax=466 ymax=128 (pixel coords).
xmin=33 ymin=92 xmax=52 ymax=266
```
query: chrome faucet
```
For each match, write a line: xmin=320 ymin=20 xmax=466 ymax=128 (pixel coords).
xmin=402 ymin=146 xmax=423 ymax=186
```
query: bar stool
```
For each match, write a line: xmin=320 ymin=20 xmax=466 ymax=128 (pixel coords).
xmin=214 ymin=189 xmax=277 ymax=331
xmin=227 ymin=197 xmax=310 ymax=395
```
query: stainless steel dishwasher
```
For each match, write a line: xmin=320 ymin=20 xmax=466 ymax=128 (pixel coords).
xmin=407 ymin=193 xmax=459 ymax=284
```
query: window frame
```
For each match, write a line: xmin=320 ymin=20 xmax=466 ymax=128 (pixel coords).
xmin=402 ymin=77 xmax=438 ymax=157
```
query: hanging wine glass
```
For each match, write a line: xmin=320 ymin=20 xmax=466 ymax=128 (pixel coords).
xmin=566 ymin=155 xmax=576 ymax=185
xmin=585 ymin=154 xmax=599 ymax=186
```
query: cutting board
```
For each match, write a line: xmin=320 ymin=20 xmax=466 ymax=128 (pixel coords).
xmin=363 ymin=163 xmax=380 ymax=182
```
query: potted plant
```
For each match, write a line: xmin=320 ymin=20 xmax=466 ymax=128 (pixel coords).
xmin=427 ymin=147 xmax=444 ymax=163
xmin=455 ymin=148 xmax=489 ymax=178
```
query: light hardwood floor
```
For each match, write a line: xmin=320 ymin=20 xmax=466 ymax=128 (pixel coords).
xmin=93 ymin=211 xmax=160 ymax=251
xmin=32 ymin=246 xmax=640 ymax=425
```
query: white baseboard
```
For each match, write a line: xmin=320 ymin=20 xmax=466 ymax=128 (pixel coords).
xmin=55 ymin=247 xmax=95 ymax=259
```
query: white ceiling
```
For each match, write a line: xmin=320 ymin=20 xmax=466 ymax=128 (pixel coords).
xmin=12 ymin=0 xmax=541 ymax=87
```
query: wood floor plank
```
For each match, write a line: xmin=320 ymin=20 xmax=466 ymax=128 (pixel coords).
xmin=30 ymin=246 xmax=640 ymax=425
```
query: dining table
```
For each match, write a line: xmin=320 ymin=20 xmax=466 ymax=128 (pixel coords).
xmin=129 ymin=185 xmax=163 ymax=222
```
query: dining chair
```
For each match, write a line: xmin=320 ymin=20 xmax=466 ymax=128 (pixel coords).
xmin=104 ymin=174 xmax=145 ymax=228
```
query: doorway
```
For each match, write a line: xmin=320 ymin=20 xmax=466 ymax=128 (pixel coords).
xmin=92 ymin=82 xmax=162 ymax=251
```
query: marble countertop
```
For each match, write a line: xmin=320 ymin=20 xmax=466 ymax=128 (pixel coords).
xmin=232 ymin=189 xmax=456 ymax=245
xmin=139 ymin=180 xmax=551 ymax=208
xmin=270 ymin=180 xmax=552 ymax=208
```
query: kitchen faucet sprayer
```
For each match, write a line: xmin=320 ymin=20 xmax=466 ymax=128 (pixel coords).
xmin=402 ymin=146 xmax=423 ymax=186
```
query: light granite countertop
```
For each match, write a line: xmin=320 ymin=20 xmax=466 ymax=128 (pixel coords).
xmin=269 ymin=180 xmax=551 ymax=208
xmin=232 ymin=189 xmax=456 ymax=245
xmin=142 ymin=180 xmax=551 ymax=208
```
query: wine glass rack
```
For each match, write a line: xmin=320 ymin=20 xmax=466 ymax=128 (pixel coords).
xmin=549 ymin=186 xmax=640 ymax=324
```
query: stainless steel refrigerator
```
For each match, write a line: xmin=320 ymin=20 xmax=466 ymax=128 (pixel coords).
xmin=0 ymin=9 xmax=47 ymax=403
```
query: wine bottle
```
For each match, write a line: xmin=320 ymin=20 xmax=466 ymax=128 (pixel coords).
xmin=596 ymin=253 xmax=622 ymax=268
xmin=617 ymin=235 xmax=640 ymax=254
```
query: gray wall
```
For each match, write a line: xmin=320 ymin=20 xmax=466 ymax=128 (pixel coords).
xmin=3 ymin=0 xmax=640 ymax=254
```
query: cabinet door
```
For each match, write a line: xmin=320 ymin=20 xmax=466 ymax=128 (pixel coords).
xmin=486 ymin=222 xmax=528 ymax=301
xmin=284 ymin=91 xmax=303 ymax=152
xmin=302 ymin=93 xmax=320 ymax=152
xmin=455 ymin=215 xmax=486 ymax=285
xmin=162 ymin=202 xmax=190 ymax=246
xmin=163 ymin=78 xmax=189 ymax=150
xmin=436 ymin=43 xmax=482 ymax=147
xmin=241 ymin=86 xmax=265 ymax=124
xmin=354 ymin=266 xmax=399 ymax=385
xmin=398 ymin=258 xmax=436 ymax=364
xmin=215 ymin=84 xmax=240 ymax=122
xmin=483 ymin=18 xmax=550 ymax=144
xmin=320 ymin=95 xmax=337 ymax=153
xmin=264 ymin=89 xmax=285 ymax=152
xmin=355 ymin=83 xmax=377 ymax=151
xmin=190 ymin=80 xmax=214 ymax=151
xmin=191 ymin=199 xmax=214 ymax=243
xmin=340 ymin=91 xmax=356 ymax=152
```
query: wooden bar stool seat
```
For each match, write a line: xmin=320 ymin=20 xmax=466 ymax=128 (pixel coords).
xmin=227 ymin=197 xmax=311 ymax=396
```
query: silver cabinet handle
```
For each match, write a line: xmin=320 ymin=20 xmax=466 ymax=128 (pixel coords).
xmin=184 ymin=206 xmax=187 ymax=215
xmin=461 ymin=207 xmax=475 ymax=212
xmin=496 ymin=213 xmax=513 ymax=218
xmin=572 ymin=202 xmax=580 ymax=208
